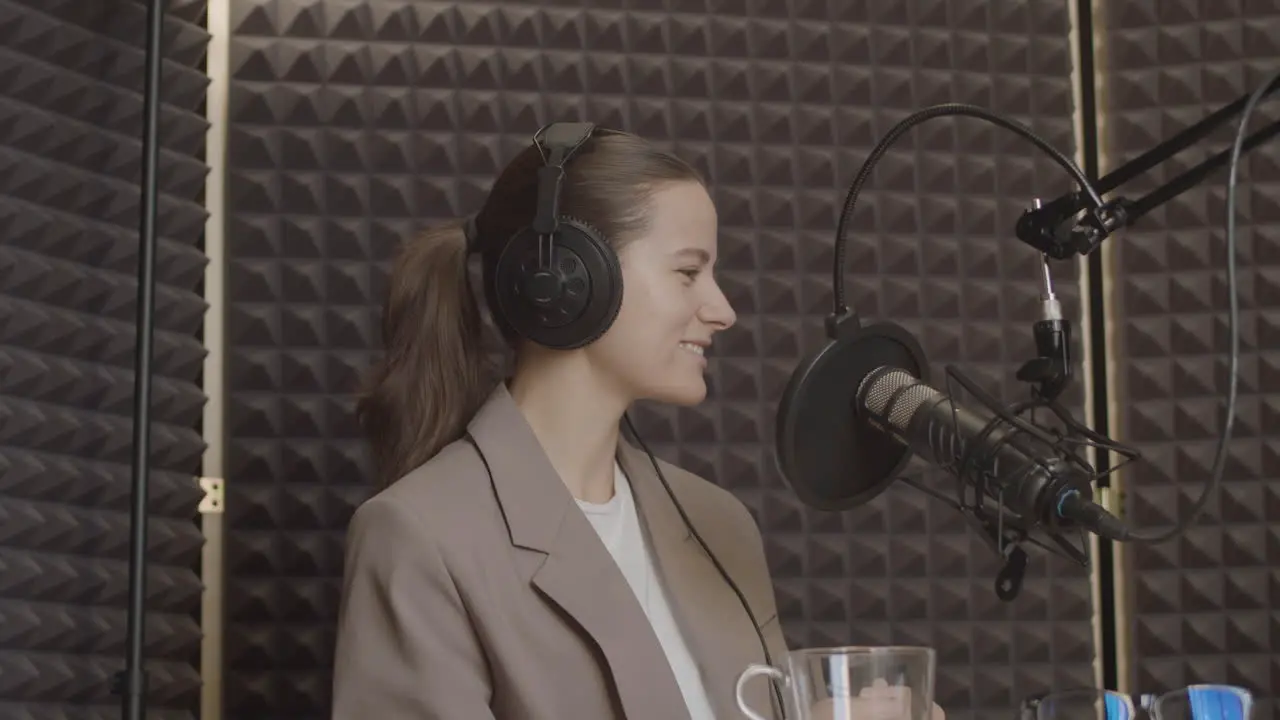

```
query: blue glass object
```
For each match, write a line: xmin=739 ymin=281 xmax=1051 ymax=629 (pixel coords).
xmin=1020 ymin=684 xmax=1252 ymax=720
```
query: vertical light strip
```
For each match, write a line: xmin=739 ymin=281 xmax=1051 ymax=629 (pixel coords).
xmin=1065 ymin=0 xmax=1108 ymax=695
xmin=1068 ymin=0 xmax=1132 ymax=696
xmin=1087 ymin=9 xmax=1133 ymax=695
xmin=201 ymin=0 xmax=231 ymax=718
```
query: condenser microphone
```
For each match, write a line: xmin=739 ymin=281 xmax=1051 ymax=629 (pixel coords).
xmin=775 ymin=312 xmax=1129 ymax=544
xmin=854 ymin=366 xmax=1130 ymax=542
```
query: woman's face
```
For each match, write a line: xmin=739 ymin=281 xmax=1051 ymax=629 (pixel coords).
xmin=585 ymin=181 xmax=737 ymax=406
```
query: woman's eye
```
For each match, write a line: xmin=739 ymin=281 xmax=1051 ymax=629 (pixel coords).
xmin=679 ymin=268 xmax=700 ymax=282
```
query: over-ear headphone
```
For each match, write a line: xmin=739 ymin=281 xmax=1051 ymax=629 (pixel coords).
xmin=489 ymin=122 xmax=624 ymax=350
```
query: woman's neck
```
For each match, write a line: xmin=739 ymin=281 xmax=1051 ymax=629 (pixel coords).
xmin=507 ymin=355 xmax=629 ymax=504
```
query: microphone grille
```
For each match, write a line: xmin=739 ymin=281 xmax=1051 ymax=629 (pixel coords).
xmin=858 ymin=367 xmax=941 ymax=432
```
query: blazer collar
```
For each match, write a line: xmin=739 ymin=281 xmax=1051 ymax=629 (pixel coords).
xmin=618 ymin=441 xmax=775 ymax=719
xmin=465 ymin=382 xmax=694 ymax=719
xmin=465 ymin=382 xmax=767 ymax=719
xmin=465 ymin=381 xmax=571 ymax=553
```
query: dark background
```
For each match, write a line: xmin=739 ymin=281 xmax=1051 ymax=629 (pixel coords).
xmin=0 ymin=1 xmax=1275 ymax=719
xmin=0 ymin=0 xmax=211 ymax=719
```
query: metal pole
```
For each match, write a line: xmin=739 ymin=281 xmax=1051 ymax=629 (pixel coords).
xmin=122 ymin=0 xmax=165 ymax=717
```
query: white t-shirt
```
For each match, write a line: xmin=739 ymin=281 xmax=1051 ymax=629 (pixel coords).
xmin=575 ymin=463 xmax=717 ymax=720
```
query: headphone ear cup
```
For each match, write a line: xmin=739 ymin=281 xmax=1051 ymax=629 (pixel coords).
xmin=491 ymin=217 xmax=622 ymax=350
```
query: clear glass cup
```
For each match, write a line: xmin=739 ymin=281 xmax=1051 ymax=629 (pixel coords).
xmin=736 ymin=645 xmax=936 ymax=720
xmin=1022 ymin=685 xmax=1254 ymax=720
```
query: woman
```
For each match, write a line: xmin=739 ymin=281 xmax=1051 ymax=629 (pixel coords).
xmin=331 ymin=124 xmax=790 ymax=719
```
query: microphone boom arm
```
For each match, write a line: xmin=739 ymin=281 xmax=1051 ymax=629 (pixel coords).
xmin=1016 ymin=76 xmax=1280 ymax=260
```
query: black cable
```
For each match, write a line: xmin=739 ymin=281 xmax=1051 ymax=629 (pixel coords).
xmin=120 ymin=0 xmax=165 ymax=717
xmin=1121 ymin=69 xmax=1278 ymax=544
xmin=623 ymin=414 xmax=788 ymax=720
xmin=832 ymin=104 xmax=1105 ymax=320
xmin=466 ymin=423 xmax=788 ymax=718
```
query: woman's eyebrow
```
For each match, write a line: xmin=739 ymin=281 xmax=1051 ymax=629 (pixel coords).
xmin=672 ymin=248 xmax=711 ymax=263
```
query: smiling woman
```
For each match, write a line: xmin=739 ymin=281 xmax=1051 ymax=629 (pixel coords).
xmin=555 ymin=181 xmax=735 ymax=411
xmin=332 ymin=123 xmax=789 ymax=720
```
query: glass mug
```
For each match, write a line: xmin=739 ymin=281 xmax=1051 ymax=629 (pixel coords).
xmin=736 ymin=646 xmax=936 ymax=720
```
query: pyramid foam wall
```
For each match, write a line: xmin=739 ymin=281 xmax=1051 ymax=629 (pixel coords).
xmin=223 ymin=2 xmax=1096 ymax=718
xmin=1098 ymin=3 xmax=1280 ymax=711
xmin=0 ymin=1 xmax=211 ymax=719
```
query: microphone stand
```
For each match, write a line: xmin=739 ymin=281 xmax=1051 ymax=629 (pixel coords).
xmin=116 ymin=0 xmax=165 ymax=717
xmin=1015 ymin=78 xmax=1280 ymax=259
xmin=891 ymin=77 xmax=1280 ymax=600
xmin=977 ymin=73 xmax=1278 ymax=594
xmin=809 ymin=74 xmax=1276 ymax=601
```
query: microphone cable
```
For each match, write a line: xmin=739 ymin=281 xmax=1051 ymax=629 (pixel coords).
xmin=1122 ymin=68 xmax=1277 ymax=543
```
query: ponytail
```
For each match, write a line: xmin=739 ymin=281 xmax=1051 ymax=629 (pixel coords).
xmin=356 ymin=221 xmax=492 ymax=488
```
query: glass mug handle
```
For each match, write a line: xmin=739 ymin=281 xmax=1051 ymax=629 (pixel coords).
xmin=735 ymin=663 xmax=786 ymax=720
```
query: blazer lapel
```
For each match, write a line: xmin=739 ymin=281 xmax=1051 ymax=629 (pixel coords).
xmin=618 ymin=441 xmax=775 ymax=720
xmin=466 ymin=384 xmax=693 ymax=720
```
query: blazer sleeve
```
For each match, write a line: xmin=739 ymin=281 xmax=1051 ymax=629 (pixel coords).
xmin=332 ymin=496 xmax=496 ymax=720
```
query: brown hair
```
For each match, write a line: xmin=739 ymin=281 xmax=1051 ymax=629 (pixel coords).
xmin=357 ymin=129 xmax=704 ymax=487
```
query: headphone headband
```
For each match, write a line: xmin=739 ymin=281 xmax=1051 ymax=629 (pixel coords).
xmin=530 ymin=122 xmax=595 ymax=237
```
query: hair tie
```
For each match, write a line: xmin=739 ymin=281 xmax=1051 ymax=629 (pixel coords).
xmin=462 ymin=214 xmax=480 ymax=253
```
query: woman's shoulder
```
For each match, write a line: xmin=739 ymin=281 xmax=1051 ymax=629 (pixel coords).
xmin=350 ymin=437 xmax=495 ymax=543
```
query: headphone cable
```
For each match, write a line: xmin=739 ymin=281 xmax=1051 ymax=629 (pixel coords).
xmin=623 ymin=413 xmax=788 ymax=719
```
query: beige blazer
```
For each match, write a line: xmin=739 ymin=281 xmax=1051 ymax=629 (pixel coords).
xmin=332 ymin=383 xmax=789 ymax=719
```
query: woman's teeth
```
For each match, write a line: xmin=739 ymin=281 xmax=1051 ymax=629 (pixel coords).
xmin=678 ymin=342 xmax=705 ymax=355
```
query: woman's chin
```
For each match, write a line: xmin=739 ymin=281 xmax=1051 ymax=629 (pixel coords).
xmin=644 ymin=375 xmax=709 ymax=407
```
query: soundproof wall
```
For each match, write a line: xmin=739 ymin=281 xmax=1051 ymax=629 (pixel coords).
xmin=0 ymin=1 xmax=212 ymax=719
xmin=220 ymin=2 xmax=1095 ymax=719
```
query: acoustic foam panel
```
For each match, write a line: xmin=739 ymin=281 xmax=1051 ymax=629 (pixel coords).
xmin=223 ymin=2 xmax=1095 ymax=718
xmin=1098 ymin=2 xmax=1280 ymax=712
xmin=0 ymin=1 xmax=211 ymax=719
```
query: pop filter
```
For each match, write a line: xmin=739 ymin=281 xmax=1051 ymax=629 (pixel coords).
xmin=775 ymin=314 xmax=929 ymax=511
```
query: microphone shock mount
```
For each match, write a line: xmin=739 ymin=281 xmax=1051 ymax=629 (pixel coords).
xmin=940 ymin=364 xmax=1140 ymax=601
